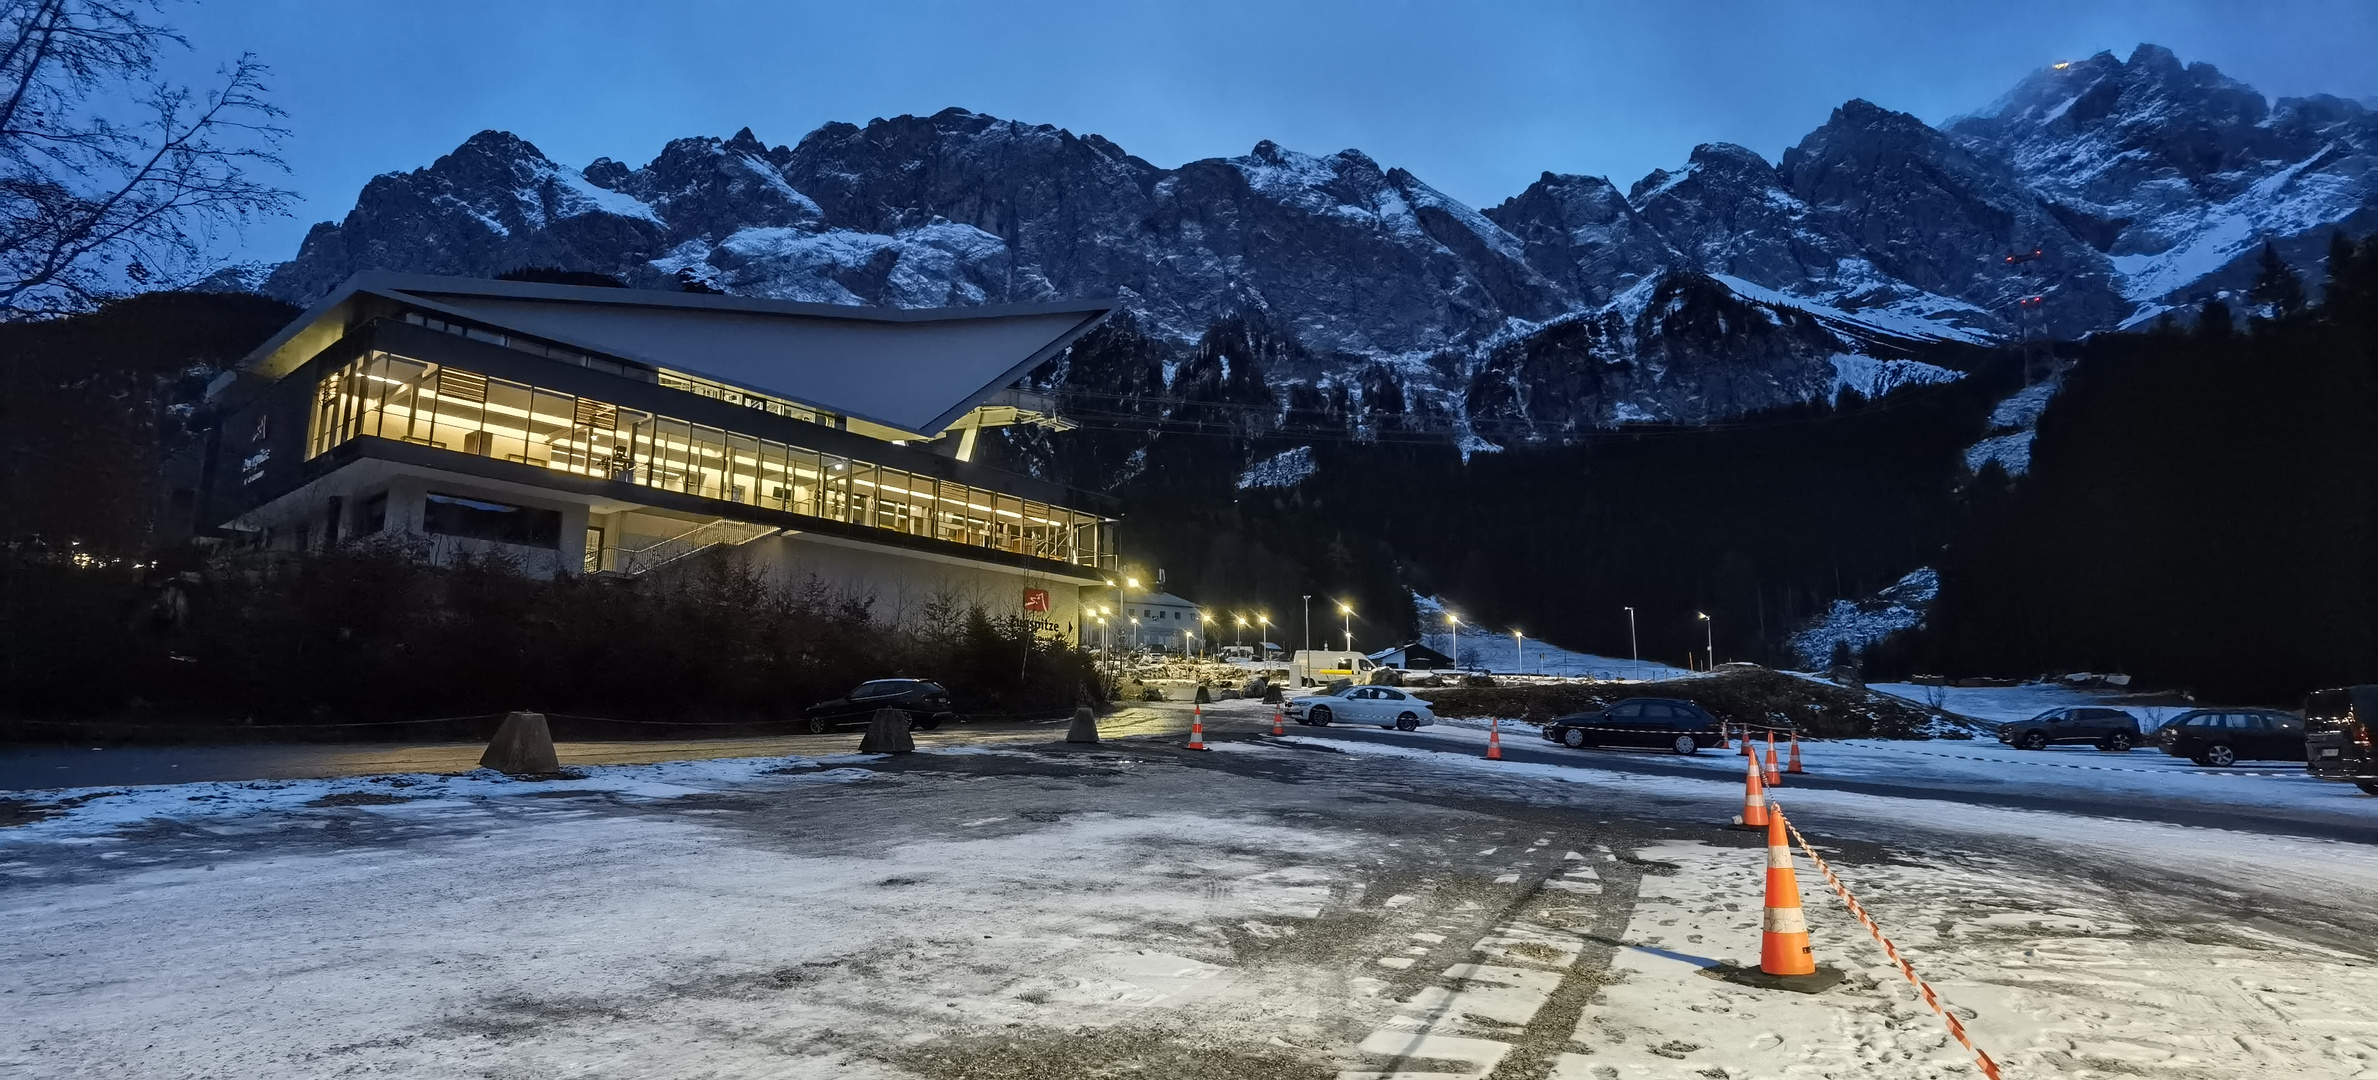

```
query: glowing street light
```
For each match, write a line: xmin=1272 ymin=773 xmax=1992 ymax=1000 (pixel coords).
xmin=1338 ymin=601 xmax=1354 ymax=654
xmin=1445 ymin=611 xmax=1460 ymax=672
xmin=1697 ymin=611 xmax=1713 ymax=671
xmin=1512 ymin=629 xmax=1525 ymax=675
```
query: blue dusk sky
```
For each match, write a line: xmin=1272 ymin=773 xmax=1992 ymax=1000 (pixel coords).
xmin=164 ymin=0 xmax=2378 ymax=264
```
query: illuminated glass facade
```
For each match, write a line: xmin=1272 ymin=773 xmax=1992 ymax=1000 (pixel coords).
xmin=304 ymin=350 xmax=1113 ymax=570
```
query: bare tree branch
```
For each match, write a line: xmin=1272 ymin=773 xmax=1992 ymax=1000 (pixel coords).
xmin=0 ymin=0 xmax=287 ymax=316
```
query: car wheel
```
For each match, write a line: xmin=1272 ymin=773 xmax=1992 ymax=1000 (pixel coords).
xmin=2356 ymin=781 xmax=2378 ymax=796
xmin=2203 ymin=743 xmax=2236 ymax=767
xmin=2018 ymin=731 xmax=2047 ymax=750
xmin=1561 ymin=727 xmax=1586 ymax=748
xmin=805 ymin=715 xmax=832 ymax=734
xmin=1309 ymin=706 xmax=1332 ymax=727
xmin=1672 ymin=734 xmax=1697 ymax=756
xmin=2100 ymin=732 xmax=2133 ymax=752
xmin=1396 ymin=713 xmax=1419 ymax=732
xmin=912 ymin=715 xmax=941 ymax=731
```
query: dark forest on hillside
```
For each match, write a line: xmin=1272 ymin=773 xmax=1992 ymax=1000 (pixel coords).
xmin=1910 ymin=235 xmax=2378 ymax=701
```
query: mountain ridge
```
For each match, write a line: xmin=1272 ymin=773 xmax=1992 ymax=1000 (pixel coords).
xmin=255 ymin=44 xmax=2378 ymax=446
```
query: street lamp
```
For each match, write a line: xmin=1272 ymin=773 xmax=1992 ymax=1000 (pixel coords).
xmin=1697 ymin=611 xmax=1713 ymax=671
xmin=1258 ymin=614 xmax=1271 ymax=658
xmin=1235 ymin=614 xmax=1249 ymax=649
xmin=1445 ymin=612 xmax=1460 ymax=671
xmin=1512 ymin=629 xmax=1524 ymax=676
xmin=1199 ymin=612 xmax=1213 ymax=660
xmin=1301 ymin=595 xmax=1312 ymax=683
xmin=1624 ymin=606 xmax=1639 ymax=681
xmin=1338 ymin=601 xmax=1353 ymax=654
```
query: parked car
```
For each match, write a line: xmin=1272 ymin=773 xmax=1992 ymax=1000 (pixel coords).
xmin=804 ymin=679 xmax=954 ymax=734
xmin=2156 ymin=709 xmax=2306 ymax=766
xmin=1995 ymin=707 xmax=2142 ymax=751
xmin=1541 ymin=698 xmax=1726 ymax=755
xmin=1289 ymin=651 xmax=1381 ymax=686
xmin=2304 ymin=685 xmax=2378 ymax=795
xmin=1286 ymin=685 xmax=1435 ymax=730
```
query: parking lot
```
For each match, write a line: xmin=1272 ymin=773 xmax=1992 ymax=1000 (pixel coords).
xmin=9 ymin=707 xmax=2378 ymax=1079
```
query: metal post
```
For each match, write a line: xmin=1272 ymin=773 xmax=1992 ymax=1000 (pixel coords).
xmin=1625 ymin=606 xmax=1639 ymax=681
xmin=1301 ymin=594 xmax=1312 ymax=684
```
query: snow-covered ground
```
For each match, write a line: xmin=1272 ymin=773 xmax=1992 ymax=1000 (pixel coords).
xmin=1575 ymin=835 xmax=2378 ymax=1078
xmin=1278 ymin=719 xmax=2378 ymax=825
xmin=1868 ymin=680 xmax=2200 ymax=728
xmin=1412 ymin=594 xmax=1694 ymax=679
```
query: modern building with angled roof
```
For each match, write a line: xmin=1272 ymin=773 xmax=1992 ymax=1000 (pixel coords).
xmin=199 ymin=272 xmax=1117 ymax=636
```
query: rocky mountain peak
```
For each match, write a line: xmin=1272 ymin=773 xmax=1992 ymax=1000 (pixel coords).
xmin=253 ymin=45 xmax=2378 ymax=443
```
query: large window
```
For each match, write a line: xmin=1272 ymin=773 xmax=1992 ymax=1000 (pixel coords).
xmin=306 ymin=351 xmax=1113 ymax=569
xmin=423 ymin=492 xmax=563 ymax=548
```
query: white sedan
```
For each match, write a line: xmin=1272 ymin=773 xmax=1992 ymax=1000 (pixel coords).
xmin=1287 ymin=685 xmax=1437 ymax=731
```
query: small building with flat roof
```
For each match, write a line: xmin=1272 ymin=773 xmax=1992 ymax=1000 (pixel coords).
xmin=199 ymin=272 xmax=1117 ymax=637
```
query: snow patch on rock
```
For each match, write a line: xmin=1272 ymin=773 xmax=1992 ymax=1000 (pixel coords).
xmin=1788 ymin=567 xmax=1938 ymax=669
xmin=1237 ymin=446 xmax=1317 ymax=490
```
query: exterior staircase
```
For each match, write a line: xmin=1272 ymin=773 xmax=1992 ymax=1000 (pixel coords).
xmin=615 ymin=519 xmax=780 ymax=576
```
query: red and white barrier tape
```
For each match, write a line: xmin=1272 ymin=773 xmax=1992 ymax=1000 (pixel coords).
xmin=1776 ymin=806 xmax=2004 ymax=1080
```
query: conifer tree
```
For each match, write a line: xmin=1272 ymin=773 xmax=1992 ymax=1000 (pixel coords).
xmin=2195 ymin=297 xmax=2233 ymax=338
xmin=2326 ymin=230 xmax=2364 ymax=311
xmin=2248 ymin=241 xmax=2305 ymax=318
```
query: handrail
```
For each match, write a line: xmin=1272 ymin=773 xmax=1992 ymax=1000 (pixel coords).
xmin=614 ymin=519 xmax=779 ymax=575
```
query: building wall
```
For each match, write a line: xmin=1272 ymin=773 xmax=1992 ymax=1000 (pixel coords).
xmin=1074 ymin=587 xmax=1205 ymax=652
xmin=700 ymin=530 xmax=1086 ymax=643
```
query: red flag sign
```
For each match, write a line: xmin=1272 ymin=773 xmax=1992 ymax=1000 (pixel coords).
xmin=1022 ymin=588 xmax=1050 ymax=612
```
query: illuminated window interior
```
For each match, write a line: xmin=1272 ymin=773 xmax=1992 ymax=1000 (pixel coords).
xmin=305 ymin=351 xmax=1113 ymax=569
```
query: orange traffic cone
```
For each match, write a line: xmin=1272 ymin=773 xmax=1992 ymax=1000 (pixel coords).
xmin=1741 ymin=726 xmax=1756 ymax=757
xmin=1764 ymin=731 xmax=1781 ymax=787
xmin=1717 ymin=723 xmax=1731 ymax=751
xmin=1731 ymin=752 xmax=1768 ymax=829
xmin=1759 ymin=807 xmax=1817 ymax=976
xmin=1271 ymin=709 xmax=1286 ymax=737
xmin=1787 ymin=730 xmax=1804 ymax=774
xmin=1486 ymin=717 xmax=1504 ymax=760
xmin=1186 ymin=706 xmax=1209 ymax=751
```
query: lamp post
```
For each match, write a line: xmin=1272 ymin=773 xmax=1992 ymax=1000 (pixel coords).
xmin=1513 ymin=629 xmax=1525 ymax=675
xmin=1236 ymin=614 xmax=1248 ymax=649
xmin=1338 ymin=601 xmax=1353 ymax=654
xmin=1624 ymin=606 xmax=1639 ymax=681
xmin=1301 ymin=595 xmax=1312 ymax=684
xmin=1445 ymin=612 xmax=1460 ymax=672
xmin=1199 ymin=612 xmax=1213 ymax=660
xmin=1258 ymin=614 xmax=1271 ymax=659
xmin=1697 ymin=611 xmax=1713 ymax=671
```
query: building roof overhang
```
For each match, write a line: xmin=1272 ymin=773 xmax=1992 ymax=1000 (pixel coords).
xmin=225 ymin=272 xmax=1114 ymax=438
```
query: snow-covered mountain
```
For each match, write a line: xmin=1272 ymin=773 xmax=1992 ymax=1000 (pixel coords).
xmin=259 ymin=45 xmax=2377 ymax=445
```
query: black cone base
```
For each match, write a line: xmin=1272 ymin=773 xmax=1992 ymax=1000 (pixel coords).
xmin=1702 ymin=962 xmax=1845 ymax=994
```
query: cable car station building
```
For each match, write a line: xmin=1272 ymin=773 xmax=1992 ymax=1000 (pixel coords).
xmin=201 ymin=272 xmax=1117 ymax=633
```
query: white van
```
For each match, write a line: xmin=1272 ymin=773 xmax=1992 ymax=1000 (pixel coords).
xmin=1289 ymin=651 xmax=1379 ymax=686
